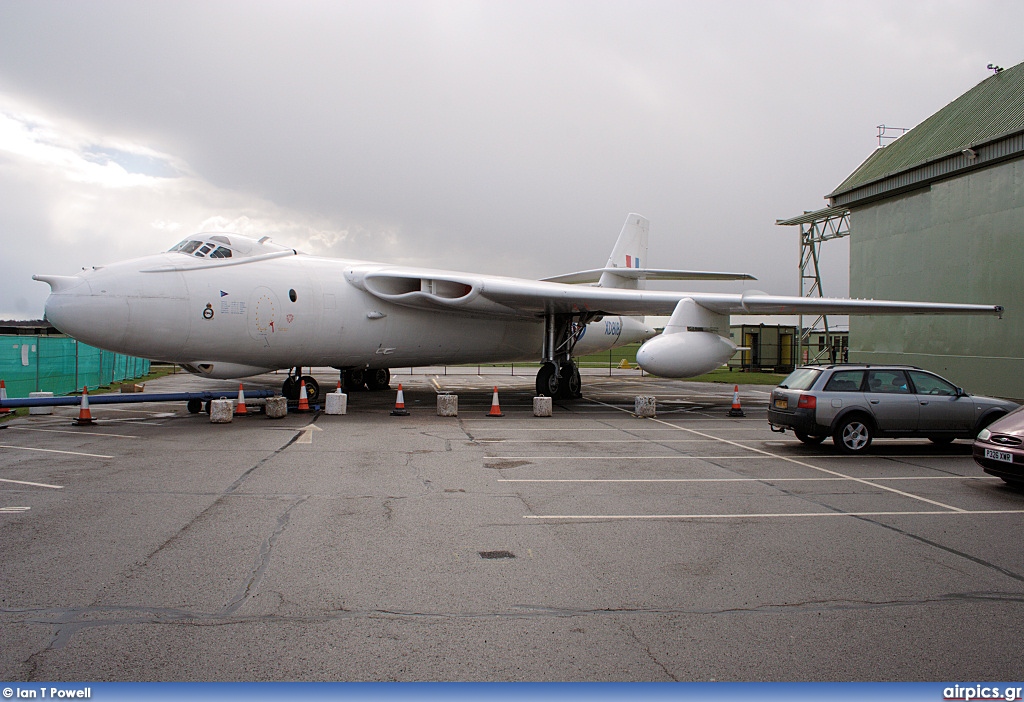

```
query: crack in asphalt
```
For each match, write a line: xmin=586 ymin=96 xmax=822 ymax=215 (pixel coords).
xmin=19 ymin=421 xmax=316 ymax=666
xmin=222 ymin=496 xmax=309 ymax=617
xmin=6 ymin=589 xmax=1023 ymax=636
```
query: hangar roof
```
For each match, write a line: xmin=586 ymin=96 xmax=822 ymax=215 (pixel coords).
xmin=828 ymin=60 xmax=1024 ymax=207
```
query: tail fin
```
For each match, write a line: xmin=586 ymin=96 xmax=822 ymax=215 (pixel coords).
xmin=598 ymin=213 xmax=649 ymax=289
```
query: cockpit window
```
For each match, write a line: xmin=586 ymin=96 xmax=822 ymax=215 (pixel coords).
xmin=167 ymin=233 xmax=291 ymax=260
xmin=168 ymin=238 xmax=233 ymax=259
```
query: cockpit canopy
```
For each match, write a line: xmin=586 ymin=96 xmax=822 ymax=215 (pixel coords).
xmin=167 ymin=233 xmax=292 ymax=260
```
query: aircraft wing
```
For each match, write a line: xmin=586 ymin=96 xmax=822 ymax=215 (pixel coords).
xmin=347 ymin=266 xmax=1003 ymax=319
xmin=541 ymin=268 xmax=757 ymax=284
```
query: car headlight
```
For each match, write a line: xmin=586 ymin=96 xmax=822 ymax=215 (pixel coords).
xmin=977 ymin=428 xmax=992 ymax=441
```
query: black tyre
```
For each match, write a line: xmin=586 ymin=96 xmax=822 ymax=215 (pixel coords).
xmin=282 ymin=376 xmax=300 ymax=401
xmin=187 ymin=399 xmax=203 ymax=414
xmin=366 ymin=368 xmax=391 ymax=391
xmin=536 ymin=363 xmax=559 ymax=397
xmin=794 ymin=431 xmax=827 ymax=445
xmin=343 ymin=369 xmax=366 ymax=392
xmin=565 ymin=363 xmax=582 ymax=399
xmin=833 ymin=416 xmax=873 ymax=453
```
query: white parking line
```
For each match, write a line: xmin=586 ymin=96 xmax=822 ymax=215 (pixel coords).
xmin=0 ymin=506 xmax=31 ymax=514
xmin=490 ymin=455 xmax=771 ymax=460
xmin=501 ymin=476 xmax=997 ymax=483
xmin=11 ymin=427 xmax=138 ymax=439
xmin=585 ymin=398 xmax=969 ymax=513
xmin=525 ymin=509 xmax=1024 ymax=520
xmin=478 ymin=439 xmax=714 ymax=443
xmin=0 ymin=477 xmax=64 ymax=488
xmin=0 ymin=444 xmax=114 ymax=459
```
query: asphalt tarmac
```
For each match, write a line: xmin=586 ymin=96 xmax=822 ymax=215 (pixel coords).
xmin=1 ymin=367 xmax=1023 ymax=681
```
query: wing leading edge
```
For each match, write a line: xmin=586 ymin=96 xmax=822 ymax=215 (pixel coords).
xmin=346 ymin=266 xmax=1003 ymax=319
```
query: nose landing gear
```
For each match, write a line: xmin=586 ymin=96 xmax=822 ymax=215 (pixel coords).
xmin=282 ymin=368 xmax=320 ymax=405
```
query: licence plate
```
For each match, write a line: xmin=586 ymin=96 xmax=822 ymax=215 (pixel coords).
xmin=773 ymin=398 xmax=788 ymax=409
xmin=985 ymin=448 xmax=1014 ymax=464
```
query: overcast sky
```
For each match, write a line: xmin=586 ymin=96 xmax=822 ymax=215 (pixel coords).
xmin=1 ymin=0 xmax=1021 ymax=320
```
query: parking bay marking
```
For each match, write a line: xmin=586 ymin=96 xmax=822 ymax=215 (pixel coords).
xmin=0 ymin=444 xmax=114 ymax=459
xmin=526 ymin=509 xmax=1024 ymax=521
xmin=501 ymin=476 xmax=998 ymax=483
xmin=10 ymin=427 xmax=138 ymax=439
xmin=567 ymin=398 xmax=971 ymax=514
xmin=1 ymin=506 xmax=31 ymax=514
xmin=0 ymin=477 xmax=63 ymax=488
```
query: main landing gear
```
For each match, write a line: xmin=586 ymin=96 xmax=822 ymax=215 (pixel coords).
xmin=282 ymin=367 xmax=321 ymax=404
xmin=535 ymin=312 xmax=589 ymax=400
xmin=536 ymin=361 xmax=582 ymax=400
xmin=341 ymin=368 xmax=391 ymax=392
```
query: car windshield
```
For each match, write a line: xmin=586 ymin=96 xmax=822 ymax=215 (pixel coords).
xmin=779 ymin=368 xmax=821 ymax=390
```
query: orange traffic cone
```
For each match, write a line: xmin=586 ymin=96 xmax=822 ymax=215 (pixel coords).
xmin=727 ymin=384 xmax=745 ymax=417
xmin=75 ymin=386 xmax=95 ymax=425
xmin=297 ymin=380 xmax=311 ymax=412
xmin=336 ymin=380 xmax=343 ymax=393
xmin=391 ymin=384 xmax=410 ymax=416
xmin=486 ymin=386 xmax=504 ymax=417
xmin=235 ymin=384 xmax=248 ymax=416
xmin=0 ymin=379 xmax=10 ymax=415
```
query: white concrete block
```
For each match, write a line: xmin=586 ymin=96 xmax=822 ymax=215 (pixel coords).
xmin=634 ymin=395 xmax=656 ymax=417
xmin=533 ymin=396 xmax=553 ymax=417
xmin=210 ymin=399 xmax=234 ymax=423
xmin=265 ymin=396 xmax=288 ymax=419
xmin=29 ymin=391 xmax=54 ymax=415
xmin=325 ymin=392 xmax=348 ymax=415
xmin=437 ymin=393 xmax=458 ymax=416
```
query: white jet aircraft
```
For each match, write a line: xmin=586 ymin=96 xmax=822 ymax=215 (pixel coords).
xmin=34 ymin=214 xmax=1002 ymax=404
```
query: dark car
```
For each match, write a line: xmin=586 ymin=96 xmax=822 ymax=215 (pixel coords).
xmin=768 ymin=364 xmax=1018 ymax=453
xmin=973 ymin=405 xmax=1024 ymax=485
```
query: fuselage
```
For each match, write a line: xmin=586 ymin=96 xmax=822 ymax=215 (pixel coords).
xmin=41 ymin=247 xmax=654 ymax=378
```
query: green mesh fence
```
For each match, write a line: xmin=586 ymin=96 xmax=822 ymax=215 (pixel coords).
xmin=0 ymin=335 xmax=151 ymax=398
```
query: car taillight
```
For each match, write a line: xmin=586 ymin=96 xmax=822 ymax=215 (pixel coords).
xmin=797 ymin=394 xmax=816 ymax=409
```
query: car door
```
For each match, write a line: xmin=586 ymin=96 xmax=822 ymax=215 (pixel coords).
xmin=864 ymin=369 xmax=919 ymax=432
xmin=908 ymin=370 xmax=975 ymax=433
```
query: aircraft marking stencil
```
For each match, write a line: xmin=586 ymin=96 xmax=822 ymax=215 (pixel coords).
xmin=249 ymin=286 xmax=278 ymax=343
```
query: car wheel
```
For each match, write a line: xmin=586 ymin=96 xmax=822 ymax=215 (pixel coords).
xmin=833 ymin=416 xmax=872 ymax=453
xmin=794 ymin=431 xmax=827 ymax=445
xmin=928 ymin=436 xmax=955 ymax=445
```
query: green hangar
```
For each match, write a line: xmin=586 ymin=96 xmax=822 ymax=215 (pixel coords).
xmin=826 ymin=61 xmax=1024 ymax=400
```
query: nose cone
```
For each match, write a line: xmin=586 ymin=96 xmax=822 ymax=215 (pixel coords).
xmin=35 ymin=272 xmax=129 ymax=350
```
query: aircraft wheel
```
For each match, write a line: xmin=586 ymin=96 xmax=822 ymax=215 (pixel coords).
xmin=565 ymin=363 xmax=582 ymax=399
xmin=536 ymin=363 xmax=560 ymax=397
xmin=343 ymin=369 xmax=366 ymax=392
xmin=300 ymin=376 xmax=320 ymax=404
xmin=366 ymin=368 xmax=391 ymax=391
xmin=187 ymin=399 xmax=203 ymax=414
xmin=282 ymin=377 xmax=300 ymax=401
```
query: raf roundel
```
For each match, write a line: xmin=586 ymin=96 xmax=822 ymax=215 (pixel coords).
xmin=203 ymin=303 xmax=214 ymax=320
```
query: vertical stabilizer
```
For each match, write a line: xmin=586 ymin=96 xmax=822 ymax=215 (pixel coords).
xmin=598 ymin=213 xmax=649 ymax=289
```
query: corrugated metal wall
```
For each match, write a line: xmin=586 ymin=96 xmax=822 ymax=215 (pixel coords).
xmin=848 ymin=158 xmax=1024 ymax=400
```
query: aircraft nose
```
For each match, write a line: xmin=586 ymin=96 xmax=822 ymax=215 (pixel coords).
xmin=35 ymin=273 xmax=129 ymax=348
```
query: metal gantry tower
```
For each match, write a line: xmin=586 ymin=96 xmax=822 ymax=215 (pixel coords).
xmin=776 ymin=205 xmax=850 ymax=364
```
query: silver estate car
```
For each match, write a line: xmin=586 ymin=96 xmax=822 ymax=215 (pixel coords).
xmin=767 ymin=364 xmax=1019 ymax=453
